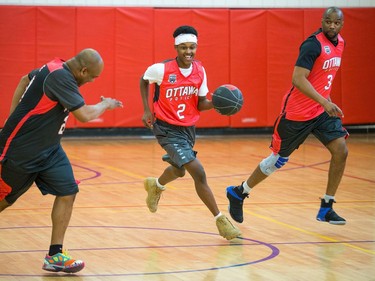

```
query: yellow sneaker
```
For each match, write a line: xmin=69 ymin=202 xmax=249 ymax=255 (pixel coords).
xmin=216 ymin=214 xmax=241 ymax=240
xmin=144 ymin=177 xmax=165 ymax=213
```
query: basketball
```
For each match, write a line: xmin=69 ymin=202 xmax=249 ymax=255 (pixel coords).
xmin=212 ymin=84 xmax=243 ymax=116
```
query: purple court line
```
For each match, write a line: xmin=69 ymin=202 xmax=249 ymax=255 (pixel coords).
xmin=270 ymin=240 xmax=375 ymax=245
xmin=0 ymin=225 xmax=280 ymax=277
xmin=243 ymin=151 xmax=375 ymax=183
xmin=71 ymin=151 xmax=374 ymax=185
xmin=207 ymin=156 xmax=375 ymax=184
xmin=71 ymin=163 xmax=101 ymax=182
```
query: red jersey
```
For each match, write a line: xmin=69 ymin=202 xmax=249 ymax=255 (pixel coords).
xmin=281 ymin=31 xmax=345 ymax=121
xmin=153 ymin=59 xmax=204 ymax=126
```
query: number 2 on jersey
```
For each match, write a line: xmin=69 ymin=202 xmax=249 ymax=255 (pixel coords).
xmin=177 ymin=104 xmax=186 ymax=119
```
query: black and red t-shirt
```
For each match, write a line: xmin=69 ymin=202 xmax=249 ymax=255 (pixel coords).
xmin=0 ymin=58 xmax=84 ymax=171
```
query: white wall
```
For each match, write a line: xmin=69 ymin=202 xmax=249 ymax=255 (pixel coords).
xmin=0 ymin=0 xmax=374 ymax=7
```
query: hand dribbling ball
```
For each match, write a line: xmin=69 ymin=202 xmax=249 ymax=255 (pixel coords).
xmin=212 ymin=84 xmax=243 ymax=116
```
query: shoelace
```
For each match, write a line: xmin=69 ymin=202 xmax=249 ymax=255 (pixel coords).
xmin=62 ymin=250 xmax=72 ymax=259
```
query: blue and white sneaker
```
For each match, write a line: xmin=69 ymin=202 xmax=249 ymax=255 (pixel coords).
xmin=226 ymin=184 xmax=249 ymax=223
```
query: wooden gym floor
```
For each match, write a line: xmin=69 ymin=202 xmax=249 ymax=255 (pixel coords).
xmin=0 ymin=133 xmax=374 ymax=281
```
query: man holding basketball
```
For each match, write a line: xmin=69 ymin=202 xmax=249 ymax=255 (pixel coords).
xmin=140 ymin=25 xmax=241 ymax=240
xmin=0 ymin=48 xmax=123 ymax=273
xmin=227 ymin=7 xmax=348 ymax=225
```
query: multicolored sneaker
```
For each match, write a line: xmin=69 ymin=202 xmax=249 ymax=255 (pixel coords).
xmin=216 ymin=214 xmax=241 ymax=240
xmin=226 ymin=184 xmax=249 ymax=223
xmin=42 ymin=251 xmax=85 ymax=273
xmin=144 ymin=177 xmax=166 ymax=213
xmin=316 ymin=199 xmax=346 ymax=225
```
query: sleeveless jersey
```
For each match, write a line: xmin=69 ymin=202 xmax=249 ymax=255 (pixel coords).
xmin=0 ymin=58 xmax=84 ymax=172
xmin=153 ymin=59 xmax=204 ymax=126
xmin=281 ymin=30 xmax=345 ymax=121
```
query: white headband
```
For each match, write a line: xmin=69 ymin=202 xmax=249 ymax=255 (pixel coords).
xmin=175 ymin=33 xmax=198 ymax=45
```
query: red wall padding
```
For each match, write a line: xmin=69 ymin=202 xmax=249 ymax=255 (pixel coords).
xmin=0 ymin=6 xmax=374 ymax=129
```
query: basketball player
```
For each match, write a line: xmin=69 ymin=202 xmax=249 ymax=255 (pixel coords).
xmin=227 ymin=7 xmax=348 ymax=225
xmin=140 ymin=25 xmax=241 ymax=240
xmin=0 ymin=49 xmax=123 ymax=273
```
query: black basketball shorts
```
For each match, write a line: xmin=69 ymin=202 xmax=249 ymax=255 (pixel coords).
xmin=270 ymin=111 xmax=348 ymax=157
xmin=0 ymin=146 xmax=79 ymax=204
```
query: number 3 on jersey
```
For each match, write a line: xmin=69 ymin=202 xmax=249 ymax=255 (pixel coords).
xmin=324 ymin=74 xmax=333 ymax=90
xmin=177 ymin=104 xmax=186 ymax=119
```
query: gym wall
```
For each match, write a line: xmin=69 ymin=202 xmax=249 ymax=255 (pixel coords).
xmin=0 ymin=6 xmax=374 ymax=129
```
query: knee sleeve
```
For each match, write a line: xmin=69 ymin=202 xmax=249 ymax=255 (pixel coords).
xmin=259 ymin=153 xmax=289 ymax=176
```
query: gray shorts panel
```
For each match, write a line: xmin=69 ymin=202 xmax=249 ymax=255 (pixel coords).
xmin=153 ymin=119 xmax=197 ymax=168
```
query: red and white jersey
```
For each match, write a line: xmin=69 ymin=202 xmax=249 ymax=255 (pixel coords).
xmin=144 ymin=59 xmax=208 ymax=126
xmin=282 ymin=31 xmax=345 ymax=121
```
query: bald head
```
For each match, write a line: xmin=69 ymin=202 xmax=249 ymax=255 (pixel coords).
xmin=323 ymin=6 xmax=344 ymax=21
xmin=321 ymin=7 xmax=344 ymax=42
xmin=75 ymin=48 xmax=103 ymax=69
xmin=66 ymin=48 xmax=104 ymax=86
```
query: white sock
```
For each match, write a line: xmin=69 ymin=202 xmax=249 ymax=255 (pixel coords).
xmin=156 ymin=178 xmax=165 ymax=189
xmin=242 ymin=181 xmax=252 ymax=194
xmin=323 ymin=194 xmax=335 ymax=203
xmin=214 ymin=212 xmax=223 ymax=220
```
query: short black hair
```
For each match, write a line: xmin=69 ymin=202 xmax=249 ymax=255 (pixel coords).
xmin=173 ymin=25 xmax=198 ymax=38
